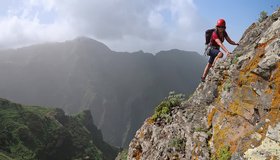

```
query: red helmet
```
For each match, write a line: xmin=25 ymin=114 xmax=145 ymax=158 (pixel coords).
xmin=216 ymin=19 xmax=226 ymax=27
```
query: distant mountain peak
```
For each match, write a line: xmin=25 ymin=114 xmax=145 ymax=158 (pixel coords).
xmin=72 ymin=36 xmax=111 ymax=52
xmin=74 ymin=36 xmax=95 ymax=42
xmin=0 ymin=32 xmax=206 ymax=148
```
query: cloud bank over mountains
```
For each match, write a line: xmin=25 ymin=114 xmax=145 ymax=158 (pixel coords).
xmin=0 ymin=0 xmax=207 ymax=53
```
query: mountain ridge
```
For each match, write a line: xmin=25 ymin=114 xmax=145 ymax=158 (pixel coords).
xmin=0 ymin=37 xmax=206 ymax=147
xmin=0 ymin=98 xmax=118 ymax=160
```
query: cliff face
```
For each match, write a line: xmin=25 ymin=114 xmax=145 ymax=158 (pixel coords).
xmin=128 ymin=9 xmax=280 ymax=160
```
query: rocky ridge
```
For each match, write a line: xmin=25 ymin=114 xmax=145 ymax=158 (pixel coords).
xmin=127 ymin=8 xmax=280 ymax=160
xmin=0 ymin=98 xmax=118 ymax=160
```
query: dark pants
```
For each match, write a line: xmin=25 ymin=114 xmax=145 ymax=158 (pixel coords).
xmin=208 ymin=48 xmax=220 ymax=64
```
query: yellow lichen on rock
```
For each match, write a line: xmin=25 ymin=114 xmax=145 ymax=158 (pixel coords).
xmin=207 ymin=106 xmax=217 ymax=128
xmin=212 ymin=112 xmax=255 ymax=153
xmin=269 ymin=62 xmax=280 ymax=124
xmin=210 ymin=36 xmax=280 ymax=157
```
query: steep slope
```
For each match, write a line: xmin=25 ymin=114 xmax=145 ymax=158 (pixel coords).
xmin=0 ymin=38 xmax=206 ymax=147
xmin=128 ymin=9 xmax=280 ymax=159
xmin=0 ymin=98 xmax=118 ymax=160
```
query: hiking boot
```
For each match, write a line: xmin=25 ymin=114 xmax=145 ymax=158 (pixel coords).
xmin=201 ymin=77 xmax=206 ymax=82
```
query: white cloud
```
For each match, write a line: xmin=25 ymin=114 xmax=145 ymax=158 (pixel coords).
xmin=0 ymin=15 xmax=76 ymax=48
xmin=148 ymin=11 xmax=164 ymax=29
xmin=0 ymin=0 xmax=208 ymax=53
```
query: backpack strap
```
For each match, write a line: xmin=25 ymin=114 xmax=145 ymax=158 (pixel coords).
xmin=211 ymin=29 xmax=226 ymax=45
xmin=209 ymin=29 xmax=217 ymax=46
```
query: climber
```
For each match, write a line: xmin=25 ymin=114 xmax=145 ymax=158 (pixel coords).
xmin=201 ymin=19 xmax=239 ymax=82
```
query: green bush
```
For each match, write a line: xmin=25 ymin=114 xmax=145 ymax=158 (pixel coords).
xmin=151 ymin=92 xmax=185 ymax=122
xmin=258 ymin=11 xmax=268 ymax=23
xmin=231 ymin=55 xmax=238 ymax=65
xmin=218 ymin=146 xmax=231 ymax=160
xmin=223 ymin=80 xmax=231 ymax=93
xmin=117 ymin=149 xmax=128 ymax=160
xmin=169 ymin=137 xmax=186 ymax=152
xmin=211 ymin=145 xmax=231 ymax=160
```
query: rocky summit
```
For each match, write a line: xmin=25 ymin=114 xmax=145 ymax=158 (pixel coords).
xmin=127 ymin=8 xmax=280 ymax=160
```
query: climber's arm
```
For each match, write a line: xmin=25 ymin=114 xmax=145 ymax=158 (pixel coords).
xmin=225 ymin=36 xmax=239 ymax=45
xmin=215 ymin=38 xmax=231 ymax=56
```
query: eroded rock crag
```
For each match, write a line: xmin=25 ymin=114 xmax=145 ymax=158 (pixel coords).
xmin=128 ymin=8 xmax=280 ymax=160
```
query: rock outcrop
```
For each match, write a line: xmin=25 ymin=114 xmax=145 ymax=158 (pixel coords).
xmin=128 ymin=8 xmax=280 ymax=160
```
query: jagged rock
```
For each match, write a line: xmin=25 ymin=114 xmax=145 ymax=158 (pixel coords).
xmin=251 ymin=40 xmax=280 ymax=80
xmin=128 ymin=8 xmax=280 ymax=160
xmin=244 ymin=123 xmax=280 ymax=159
xmin=266 ymin=122 xmax=280 ymax=142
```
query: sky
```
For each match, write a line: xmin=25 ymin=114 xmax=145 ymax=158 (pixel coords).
xmin=0 ymin=0 xmax=278 ymax=54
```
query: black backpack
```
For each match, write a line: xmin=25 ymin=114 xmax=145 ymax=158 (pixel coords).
xmin=205 ymin=28 xmax=227 ymax=45
xmin=204 ymin=28 xmax=216 ymax=56
xmin=205 ymin=28 xmax=216 ymax=45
